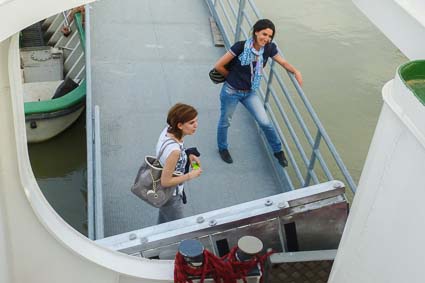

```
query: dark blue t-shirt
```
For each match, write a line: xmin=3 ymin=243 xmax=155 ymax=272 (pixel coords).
xmin=226 ymin=41 xmax=278 ymax=90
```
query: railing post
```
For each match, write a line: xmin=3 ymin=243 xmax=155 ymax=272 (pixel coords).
xmin=235 ymin=0 xmax=247 ymax=42
xmin=94 ymin=105 xmax=104 ymax=239
xmin=85 ymin=3 xmax=95 ymax=240
xmin=264 ymin=61 xmax=275 ymax=104
xmin=304 ymin=131 xmax=322 ymax=187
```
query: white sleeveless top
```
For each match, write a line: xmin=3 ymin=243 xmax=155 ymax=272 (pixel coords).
xmin=155 ymin=127 xmax=187 ymax=195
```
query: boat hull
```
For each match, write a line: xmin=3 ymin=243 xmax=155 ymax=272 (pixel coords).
xmin=25 ymin=102 xmax=85 ymax=143
xmin=22 ymin=11 xmax=87 ymax=143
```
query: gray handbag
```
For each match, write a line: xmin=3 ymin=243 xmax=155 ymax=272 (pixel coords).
xmin=131 ymin=139 xmax=182 ymax=208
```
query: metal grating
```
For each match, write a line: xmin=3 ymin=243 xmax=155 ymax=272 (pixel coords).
xmin=20 ymin=22 xmax=45 ymax=48
xmin=267 ymin=260 xmax=333 ymax=283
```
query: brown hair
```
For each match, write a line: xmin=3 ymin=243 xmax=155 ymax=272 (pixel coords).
xmin=167 ymin=103 xmax=198 ymax=140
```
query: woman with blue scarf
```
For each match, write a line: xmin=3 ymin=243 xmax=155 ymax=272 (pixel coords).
xmin=214 ymin=19 xmax=303 ymax=167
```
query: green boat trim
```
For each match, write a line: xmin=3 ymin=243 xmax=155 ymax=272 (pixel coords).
xmin=24 ymin=12 xmax=86 ymax=116
xmin=75 ymin=12 xmax=85 ymax=50
xmin=26 ymin=99 xmax=85 ymax=121
xmin=25 ymin=80 xmax=86 ymax=115
xmin=398 ymin=60 xmax=425 ymax=106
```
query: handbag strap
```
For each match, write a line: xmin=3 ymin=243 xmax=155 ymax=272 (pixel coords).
xmin=151 ymin=138 xmax=180 ymax=193
xmin=157 ymin=138 xmax=181 ymax=161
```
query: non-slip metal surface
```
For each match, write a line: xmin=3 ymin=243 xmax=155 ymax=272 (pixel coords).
xmin=90 ymin=0 xmax=288 ymax=237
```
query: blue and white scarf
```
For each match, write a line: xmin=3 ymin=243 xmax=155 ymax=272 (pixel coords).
xmin=238 ymin=37 xmax=264 ymax=90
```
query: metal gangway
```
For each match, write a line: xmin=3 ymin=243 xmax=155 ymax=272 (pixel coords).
xmin=86 ymin=0 xmax=357 ymax=256
xmin=207 ymin=0 xmax=356 ymax=192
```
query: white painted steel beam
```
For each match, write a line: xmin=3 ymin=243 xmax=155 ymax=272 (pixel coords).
xmin=353 ymin=0 xmax=425 ymax=60
xmin=0 ymin=35 xmax=13 ymax=283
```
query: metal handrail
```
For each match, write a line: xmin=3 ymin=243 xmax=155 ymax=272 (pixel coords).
xmin=85 ymin=4 xmax=104 ymax=240
xmin=62 ymin=11 xmax=70 ymax=28
xmin=84 ymin=4 xmax=94 ymax=240
xmin=268 ymin=70 xmax=334 ymax=181
xmin=94 ymin=105 xmax=104 ymax=239
xmin=205 ymin=0 xmax=357 ymax=193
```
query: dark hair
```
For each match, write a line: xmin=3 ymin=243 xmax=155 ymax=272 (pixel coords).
xmin=167 ymin=103 xmax=198 ymax=140
xmin=252 ymin=19 xmax=276 ymax=41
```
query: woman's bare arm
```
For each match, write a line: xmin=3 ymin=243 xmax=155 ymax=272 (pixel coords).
xmin=160 ymin=150 xmax=201 ymax=187
xmin=273 ymin=54 xmax=303 ymax=86
xmin=214 ymin=51 xmax=235 ymax=77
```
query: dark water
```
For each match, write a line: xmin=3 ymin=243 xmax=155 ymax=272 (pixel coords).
xmin=27 ymin=114 xmax=87 ymax=236
xmin=28 ymin=0 xmax=408 ymax=233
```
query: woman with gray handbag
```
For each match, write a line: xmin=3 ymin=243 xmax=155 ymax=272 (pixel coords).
xmin=156 ymin=103 xmax=202 ymax=224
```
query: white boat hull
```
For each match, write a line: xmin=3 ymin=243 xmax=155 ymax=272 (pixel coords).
xmin=26 ymin=104 xmax=85 ymax=143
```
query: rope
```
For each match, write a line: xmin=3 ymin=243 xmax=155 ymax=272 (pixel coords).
xmin=174 ymin=248 xmax=274 ymax=283
xmin=224 ymin=247 xmax=274 ymax=283
xmin=175 ymin=249 xmax=237 ymax=283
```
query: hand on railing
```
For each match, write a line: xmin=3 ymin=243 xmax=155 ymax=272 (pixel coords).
xmin=61 ymin=11 xmax=71 ymax=37
xmin=61 ymin=26 xmax=71 ymax=37
xmin=61 ymin=6 xmax=86 ymax=36
xmin=293 ymin=70 xmax=303 ymax=87
xmin=272 ymin=53 xmax=303 ymax=87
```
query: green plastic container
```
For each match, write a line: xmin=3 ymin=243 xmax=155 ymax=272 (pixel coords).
xmin=398 ymin=60 xmax=425 ymax=106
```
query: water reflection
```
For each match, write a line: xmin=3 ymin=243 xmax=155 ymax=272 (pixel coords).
xmin=28 ymin=114 xmax=87 ymax=235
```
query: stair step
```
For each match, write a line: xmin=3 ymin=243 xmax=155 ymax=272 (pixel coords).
xmin=21 ymin=22 xmax=45 ymax=47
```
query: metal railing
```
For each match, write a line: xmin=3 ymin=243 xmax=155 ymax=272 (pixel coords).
xmin=62 ymin=11 xmax=70 ymax=30
xmin=84 ymin=4 xmax=105 ymax=240
xmin=206 ymin=0 xmax=357 ymax=193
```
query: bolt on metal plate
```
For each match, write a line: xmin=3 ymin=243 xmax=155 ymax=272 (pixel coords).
xmin=129 ymin=233 xmax=137 ymax=240
xmin=333 ymin=181 xmax=344 ymax=189
xmin=278 ymin=201 xmax=288 ymax=209
xmin=196 ymin=216 xmax=205 ymax=223
xmin=140 ymin=237 xmax=148 ymax=244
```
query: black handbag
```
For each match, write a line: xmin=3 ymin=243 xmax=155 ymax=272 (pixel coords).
xmin=131 ymin=139 xmax=182 ymax=208
xmin=209 ymin=68 xmax=226 ymax=84
xmin=209 ymin=49 xmax=241 ymax=84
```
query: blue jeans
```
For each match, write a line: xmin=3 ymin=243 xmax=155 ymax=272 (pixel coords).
xmin=217 ymin=83 xmax=282 ymax=152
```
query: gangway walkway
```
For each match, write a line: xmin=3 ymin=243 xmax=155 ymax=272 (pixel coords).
xmin=90 ymin=0 xmax=286 ymax=237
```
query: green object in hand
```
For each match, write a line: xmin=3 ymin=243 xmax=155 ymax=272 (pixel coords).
xmin=192 ymin=162 xmax=200 ymax=170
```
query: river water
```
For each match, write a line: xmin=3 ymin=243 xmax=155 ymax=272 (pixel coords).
xmin=28 ymin=0 xmax=407 ymax=235
xmin=258 ymin=0 xmax=407 ymax=180
xmin=28 ymin=115 xmax=87 ymax=235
